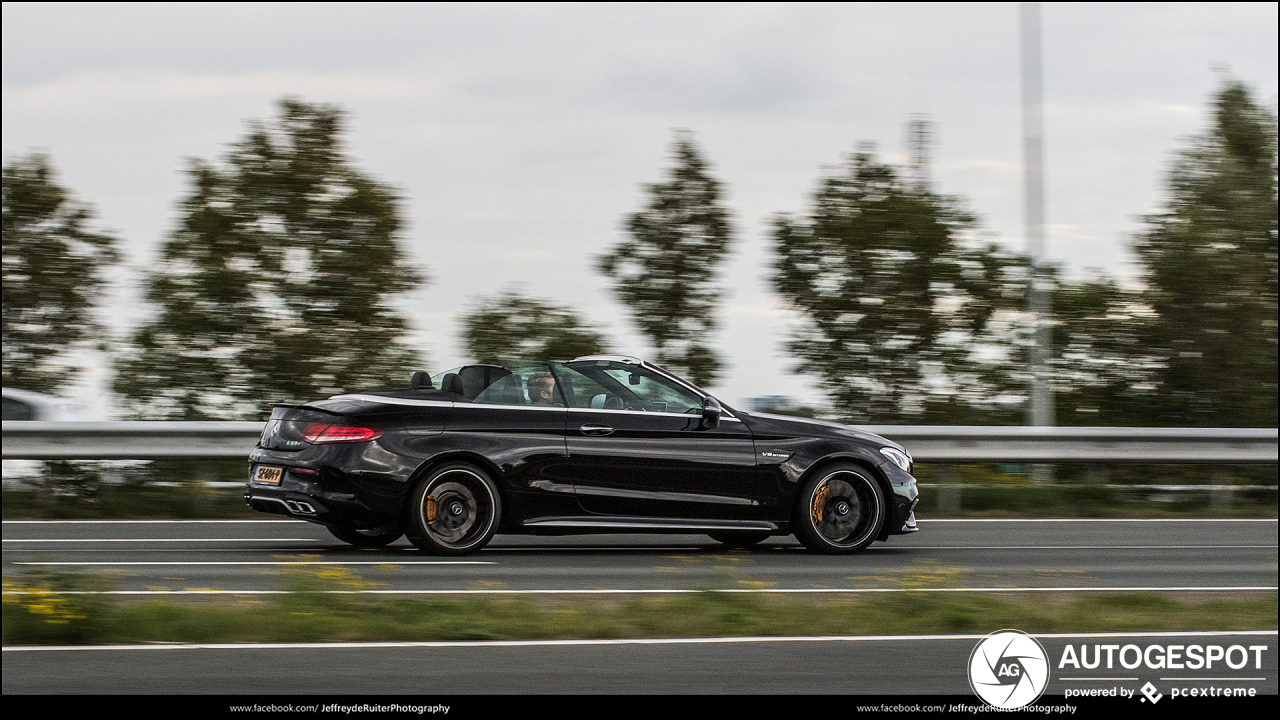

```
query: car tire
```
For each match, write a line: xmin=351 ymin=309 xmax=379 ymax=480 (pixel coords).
xmin=327 ymin=526 xmax=403 ymax=547
xmin=405 ymin=463 xmax=502 ymax=555
xmin=793 ymin=464 xmax=885 ymax=554
xmin=707 ymin=531 xmax=771 ymax=548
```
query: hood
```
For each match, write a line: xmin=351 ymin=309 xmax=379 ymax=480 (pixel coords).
xmin=742 ymin=411 xmax=905 ymax=451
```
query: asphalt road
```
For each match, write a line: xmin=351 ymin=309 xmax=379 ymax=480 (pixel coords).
xmin=3 ymin=518 xmax=1276 ymax=594
xmin=3 ymin=518 xmax=1276 ymax=695
xmin=7 ymin=631 xmax=1276 ymax=696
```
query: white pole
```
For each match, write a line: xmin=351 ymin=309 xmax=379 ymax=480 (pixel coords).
xmin=1021 ymin=2 xmax=1054 ymax=429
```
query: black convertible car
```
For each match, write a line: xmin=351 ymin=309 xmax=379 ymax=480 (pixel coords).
xmin=246 ymin=355 xmax=918 ymax=554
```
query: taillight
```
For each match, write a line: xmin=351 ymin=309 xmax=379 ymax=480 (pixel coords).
xmin=302 ymin=423 xmax=383 ymax=444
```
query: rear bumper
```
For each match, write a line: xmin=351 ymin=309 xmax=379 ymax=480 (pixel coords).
xmin=244 ymin=463 xmax=400 ymax=530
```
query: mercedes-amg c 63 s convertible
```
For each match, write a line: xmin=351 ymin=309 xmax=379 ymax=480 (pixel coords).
xmin=246 ymin=355 xmax=919 ymax=554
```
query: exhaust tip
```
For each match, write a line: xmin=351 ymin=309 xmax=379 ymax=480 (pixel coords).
xmin=285 ymin=500 xmax=317 ymax=515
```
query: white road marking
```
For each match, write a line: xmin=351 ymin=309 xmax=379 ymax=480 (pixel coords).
xmin=2 ymin=519 xmax=306 ymax=524
xmin=5 ymin=518 xmax=1275 ymax=524
xmin=2 ymin=538 xmax=318 ymax=543
xmin=880 ymin=540 xmax=1269 ymax=545
xmin=13 ymin=560 xmax=492 ymax=566
xmin=918 ymin=518 xmax=1278 ymax=523
xmin=6 ymin=539 xmax=1271 ymax=550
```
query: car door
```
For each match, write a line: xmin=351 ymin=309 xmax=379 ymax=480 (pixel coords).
xmin=553 ymin=360 xmax=765 ymax=520
xmin=437 ymin=364 xmax=574 ymax=515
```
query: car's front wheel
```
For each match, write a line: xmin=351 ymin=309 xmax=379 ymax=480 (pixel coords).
xmin=327 ymin=526 xmax=403 ymax=547
xmin=793 ymin=464 xmax=885 ymax=554
xmin=405 ymin=463 xmax=502 ymax=555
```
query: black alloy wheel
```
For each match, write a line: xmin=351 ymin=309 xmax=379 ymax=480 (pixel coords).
xmin=707 ymin=531 xmax=771 ymax=548
xmin=327 ymin=526 xmax=404 ymax=547
xmin=405 ymin=463 xmax=502 ymax=555
xmin=793 ymin=464 xmax=885 ymax=554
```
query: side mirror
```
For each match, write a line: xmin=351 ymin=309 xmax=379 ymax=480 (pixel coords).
xmin=700 ymin=396 xmax=722 ymax=430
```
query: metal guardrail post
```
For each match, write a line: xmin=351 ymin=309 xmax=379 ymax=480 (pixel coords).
xmin=937 ymin=467 xmax=961 ymax=514
xmin=1210 ymin=467 xmax=1232 ymax=512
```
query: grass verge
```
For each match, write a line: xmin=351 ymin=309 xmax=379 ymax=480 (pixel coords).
xmin=4 ymin=567 xmax=1276 ymax=646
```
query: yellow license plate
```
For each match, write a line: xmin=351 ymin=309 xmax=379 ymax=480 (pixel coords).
xmin=254 ymin=466 xmax=283 ymax=485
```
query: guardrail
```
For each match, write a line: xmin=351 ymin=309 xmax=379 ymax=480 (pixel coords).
xmin=863 ymin=426 xmax=1278 ymax=464
xmin=1 ymin=421 xmax=264 ymax=460
xmin=1 ymin=421 xmax=1276 ymax=463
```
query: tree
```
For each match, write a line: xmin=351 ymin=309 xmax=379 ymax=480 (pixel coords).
xmin=113 ymin=99 xmax=425 ymax=419
xmin=461 ymin=288 xmax=607 ymax=366
xmin=1047 ymin=275 xmax=1164 ymax=426
xmin=597 ymin=133 xmax=734 ymax=386
xmin=771 ymin=150 xmax=1027 ymax=424
xmin=3 ymin=154 xmax=120 ymax=393
xmin=1132 ymin=80 xmax=1277 ymax=427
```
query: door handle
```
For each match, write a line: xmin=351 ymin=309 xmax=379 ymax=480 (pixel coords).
xmin=580 ymin=424 xmax=614 ymax=436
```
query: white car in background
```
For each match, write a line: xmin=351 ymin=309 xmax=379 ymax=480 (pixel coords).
xmin=2 ymin=387 xmax=93 ymax=422
xmin=3 ymin=387 xmax=97 ymax=486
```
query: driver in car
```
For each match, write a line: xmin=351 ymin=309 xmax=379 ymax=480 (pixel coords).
xmin=527 ymin=371 xmax=559 ymax=406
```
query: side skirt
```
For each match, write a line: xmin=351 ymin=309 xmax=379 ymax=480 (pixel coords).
xmin=519 ymin=516 xmax=780 ymax=535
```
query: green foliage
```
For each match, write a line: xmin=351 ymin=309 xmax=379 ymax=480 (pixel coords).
xmin=461 ymin=287 xmax=607 ymax=365
xmin=598 ymin=132 xmax=735 ymax=386
xmin=1131 ymin=80 xmax=1278 ymax=427
xmin=2 ymin=154 xmax=120 ymax=393
xmin=6 ymin=573 xmax=1273 ymax=645
xmin=112 ymin=99 xmax=426 ymax=419
xmin=1047 ymin=274 xmax=1165 ymax=426
xmin=2 ymin=458 xmax=262 ymax=520
xmin=3 ymin=570 xmax=111 ymax=644
xmin=771 ymin=150 xmax=1027 ymax=424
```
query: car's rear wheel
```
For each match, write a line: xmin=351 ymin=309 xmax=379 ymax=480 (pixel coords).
xmin=327 ymin=526 xmax=403 ymax=547
xmin=707 ymin=531 xmax=771 ymax=548
xmin=405 ymin=463 xmax=501 ymax=555
xmin=793 ymin=464 xmax=885 ymax=554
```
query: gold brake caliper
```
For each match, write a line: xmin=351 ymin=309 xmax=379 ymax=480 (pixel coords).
xmin=425 ymin=496 xmax=438 ymax=525
xmin=812 ymin=482 xmax=829 ymax=524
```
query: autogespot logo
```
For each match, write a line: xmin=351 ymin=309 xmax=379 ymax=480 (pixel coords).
xmin=969 ymin=630 xmax=1051 ymax=709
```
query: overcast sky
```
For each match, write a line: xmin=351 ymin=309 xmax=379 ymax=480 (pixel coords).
xmin=3 ymin=2 xmax=1277 ymax=416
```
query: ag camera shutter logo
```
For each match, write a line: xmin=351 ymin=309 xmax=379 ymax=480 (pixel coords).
xmin=969 ymin=630 xmax=1050 ymax=709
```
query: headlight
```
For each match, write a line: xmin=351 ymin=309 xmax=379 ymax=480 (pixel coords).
xmin=879 ymin=447 xmax=912 ymax=473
